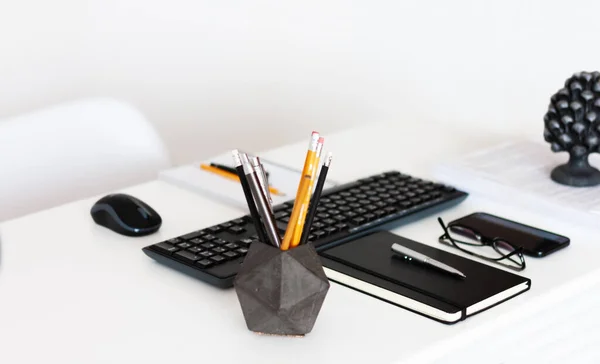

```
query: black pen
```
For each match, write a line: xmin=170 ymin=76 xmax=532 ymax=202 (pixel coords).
xmin=299 ymin=152 xmax=332 ymax=246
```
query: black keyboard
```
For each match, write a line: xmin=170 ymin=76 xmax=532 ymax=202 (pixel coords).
xmin=142 ymin=171 xmax=468 ymax=288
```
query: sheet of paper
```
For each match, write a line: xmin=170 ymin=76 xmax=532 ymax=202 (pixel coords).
xmin=433 ymin=140 xmax=600 ymax=226
xmin=159 ymin=151 xmax=338 ymax=211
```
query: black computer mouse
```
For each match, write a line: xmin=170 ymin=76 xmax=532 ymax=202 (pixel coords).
xmin=91 ymin=193 xmax=162 ymax=236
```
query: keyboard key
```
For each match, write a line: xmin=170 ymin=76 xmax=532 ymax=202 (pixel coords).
xmin=281 ymin=216 xmax=290 ymax=223
xmin=201 ymin=242 xmax=216 ymax=249
xmin=238 ymin=238 xmax=253 ymax=247
xmin=356 ymin=208 xmax=367 ymax=214
xmin=344 ymin=211 xmax=358 ymax=218
xmin=345 ymin=197 xmax=357 ymax=203
xmin=199 ymin=251 xmax=215 ymax=258
xmin=432 ymin=191 xmax=442 ymax=198
xmin=316 ymin=212 xmax=330 ymax=219
xmin=187 ymin=246 xmax=204 ymax=254
xmin=349 ymin=202 xmax=361 ymax=208
xmin=224 ymin=243 xmax=239 ymax=250
xmin=400 ymin=201 xmax=413 ymax=209
xmin=174 ymin=250 xmax=201 ymax=263
xmin=340 ymin=192 xmax=351 ymax=197
xmin=323 ymin=218 xmax=336 ymax=225
xmin=329 ymin=194 xmax=341 ymax=200
xmin=338 ymin=205 xmax=350 ymax=212
xmin=232 ymin=218 xmax=246 ymax=225
xmin=212 ymin=247 xmax=227 ymax=254
xmin=333 ymin=214 xmax=347 ymax=222
xmin=167 ymin=238 xmax=182 ymax=244
xmin=213 ymin=238 xmax=229 ymax=245
xmin=224 ymin=251 xmax=240 ymax=259
xmin=154 ymin=242 xmax=179 ymax=254
xmin=364 ymin=213 xmax=376 ymax=221
xmin=329 ymin=209 xmax=340 ymax=215
xmin=236 ymin=247 xmax=249 ymax=255
xmin=220 ymin=222 xmax=233 ymax=229
xmin=368 ymin=196 xmax=380 ymax=202
xmin=374 ymin=209 xmax=387 ymax=217
xmin=308 ymin=234 xmax=316 ymax=241
xmin=313 ymin=230 xmax=327 ymax=239
xmin=384 ymin=206 xmax=398 ymax=214
xmin=207 ymin=226 xmax=223 ymax=234
xmin=424 ymin=185 xmax=435 ymax=191
xmin=312 ymin=221 xmax=326 ymax=229
xmin=320 ymin=198 xmax=331 ymax=204
xmin=375 ymin=201 xmax=387 ymax=208
xmin=196 ymin=259 xmax=213 ymax=268
xmin=415 ymin=189 xmax=426 ymax=195
xmin=351 ymin=217 xmax=366 ymax=225
xmin=406 ymin=192 xmax=416 ymax=198
xmin=421 ymin=193 xmax=432 ymax=201
xmin=177 ymin=242 xmax=192 ymax=249
xmin=349 ymin=188 xmax=361 ymax=194
xmin=210 ymin=255 xmax=226 ymax=263
xmin=228 ymin=226 xmax=246 ymax=234
xmin=364 ymin=204 xmax=378 ymax=211
xmin=375 ymin=187 xmax=386 ymax=193
xmin=410 ymin=197 xmax=422 ymax=204
xmin=316 ymin=206 xmax=327 ymax=213
xmin=325 ymin=226 xmax=338 ymax=235
xmin=203 ymin=234 xmax=216 ymax=241
xmin=365 ymin=190 xmax=377 ymax=196
xmin=385 ymin=198 xmax=397 ymax=205
xmin=180 ymin=231 xmax=205 ymax=240
xmin=325 ymin=203 xmax=337 ymax=209
xmin=335 ymin=223 xmax=348 ymax=231
xmin=189 ymin=238 xmax=205 ymax=245
xmin=359 ymin=199 xmax=370 ymax=205
xmin=380 ymin=193 xmax=390 ymax=199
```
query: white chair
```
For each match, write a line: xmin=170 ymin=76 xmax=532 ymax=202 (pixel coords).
xmin=0 ymin=98 xmax=172 ymax=222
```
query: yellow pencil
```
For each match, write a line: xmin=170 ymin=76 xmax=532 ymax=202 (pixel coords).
xmin=200 ymin=164 xmax=284 ymax=196
xmin=291 ymin=137 xmax=324 ymax=248
xmin=280 ymin=132 xmax=321 ymax=250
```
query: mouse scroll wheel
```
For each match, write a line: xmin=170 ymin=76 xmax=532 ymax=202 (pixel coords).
xmin=137 ymin=207 xmax=150 ymax=220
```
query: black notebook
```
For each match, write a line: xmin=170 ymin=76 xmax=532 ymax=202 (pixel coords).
xmin=319 ymin=231 xmax=531 ymax=324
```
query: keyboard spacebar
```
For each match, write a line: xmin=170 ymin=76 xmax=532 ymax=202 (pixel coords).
xmin=348 ymin=197 xmax=445 ymax=234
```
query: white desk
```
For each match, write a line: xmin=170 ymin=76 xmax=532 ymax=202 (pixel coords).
xmin=1 ymin=122 xmax=599 ymax=364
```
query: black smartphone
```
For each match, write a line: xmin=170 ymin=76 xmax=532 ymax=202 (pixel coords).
xmin=447 ymin=212 xmax=570 ymax=257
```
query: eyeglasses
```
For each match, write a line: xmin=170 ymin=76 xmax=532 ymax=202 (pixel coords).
xmin=437 ymin=217 xmax=526 ymax=271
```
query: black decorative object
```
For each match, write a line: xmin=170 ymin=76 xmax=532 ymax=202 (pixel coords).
xmin=233 ymin=242 xmax=330 ymax=336
xmin=544 ymin=71 xmax=600 ymax=187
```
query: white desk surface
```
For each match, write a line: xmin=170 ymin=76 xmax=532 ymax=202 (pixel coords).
xmin=1 ymin=122 xmax=599 ymax=364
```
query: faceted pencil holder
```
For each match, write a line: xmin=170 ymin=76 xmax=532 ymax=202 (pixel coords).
xmin=233 ymin=241 xmax=330 ymax=336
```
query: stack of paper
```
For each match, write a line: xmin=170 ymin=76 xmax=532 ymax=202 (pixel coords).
xmin=433 ymin=140 xmax=600 ymax=228
xmin=159 ymin=152 xmax=338 ymax=211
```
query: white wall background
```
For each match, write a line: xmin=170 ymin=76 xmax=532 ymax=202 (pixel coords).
xmin=2 ymin=0 xmax=600 ymax=165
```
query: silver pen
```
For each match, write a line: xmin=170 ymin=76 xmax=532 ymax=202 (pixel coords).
xmin=391 ymin=243 xmax=466 ymax=279
xmin=240 ymin=153 xmax=281 ymax=248
xmin=250 ymin=156 xmax=272 ymax=211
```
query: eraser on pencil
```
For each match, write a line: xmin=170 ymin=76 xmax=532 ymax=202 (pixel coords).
xmin=318 ymin=137 xmax=324 ymax=144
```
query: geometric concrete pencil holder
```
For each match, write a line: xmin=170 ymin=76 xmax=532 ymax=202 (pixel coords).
xmin=233 ymin=242 xmax=330 ymax=336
